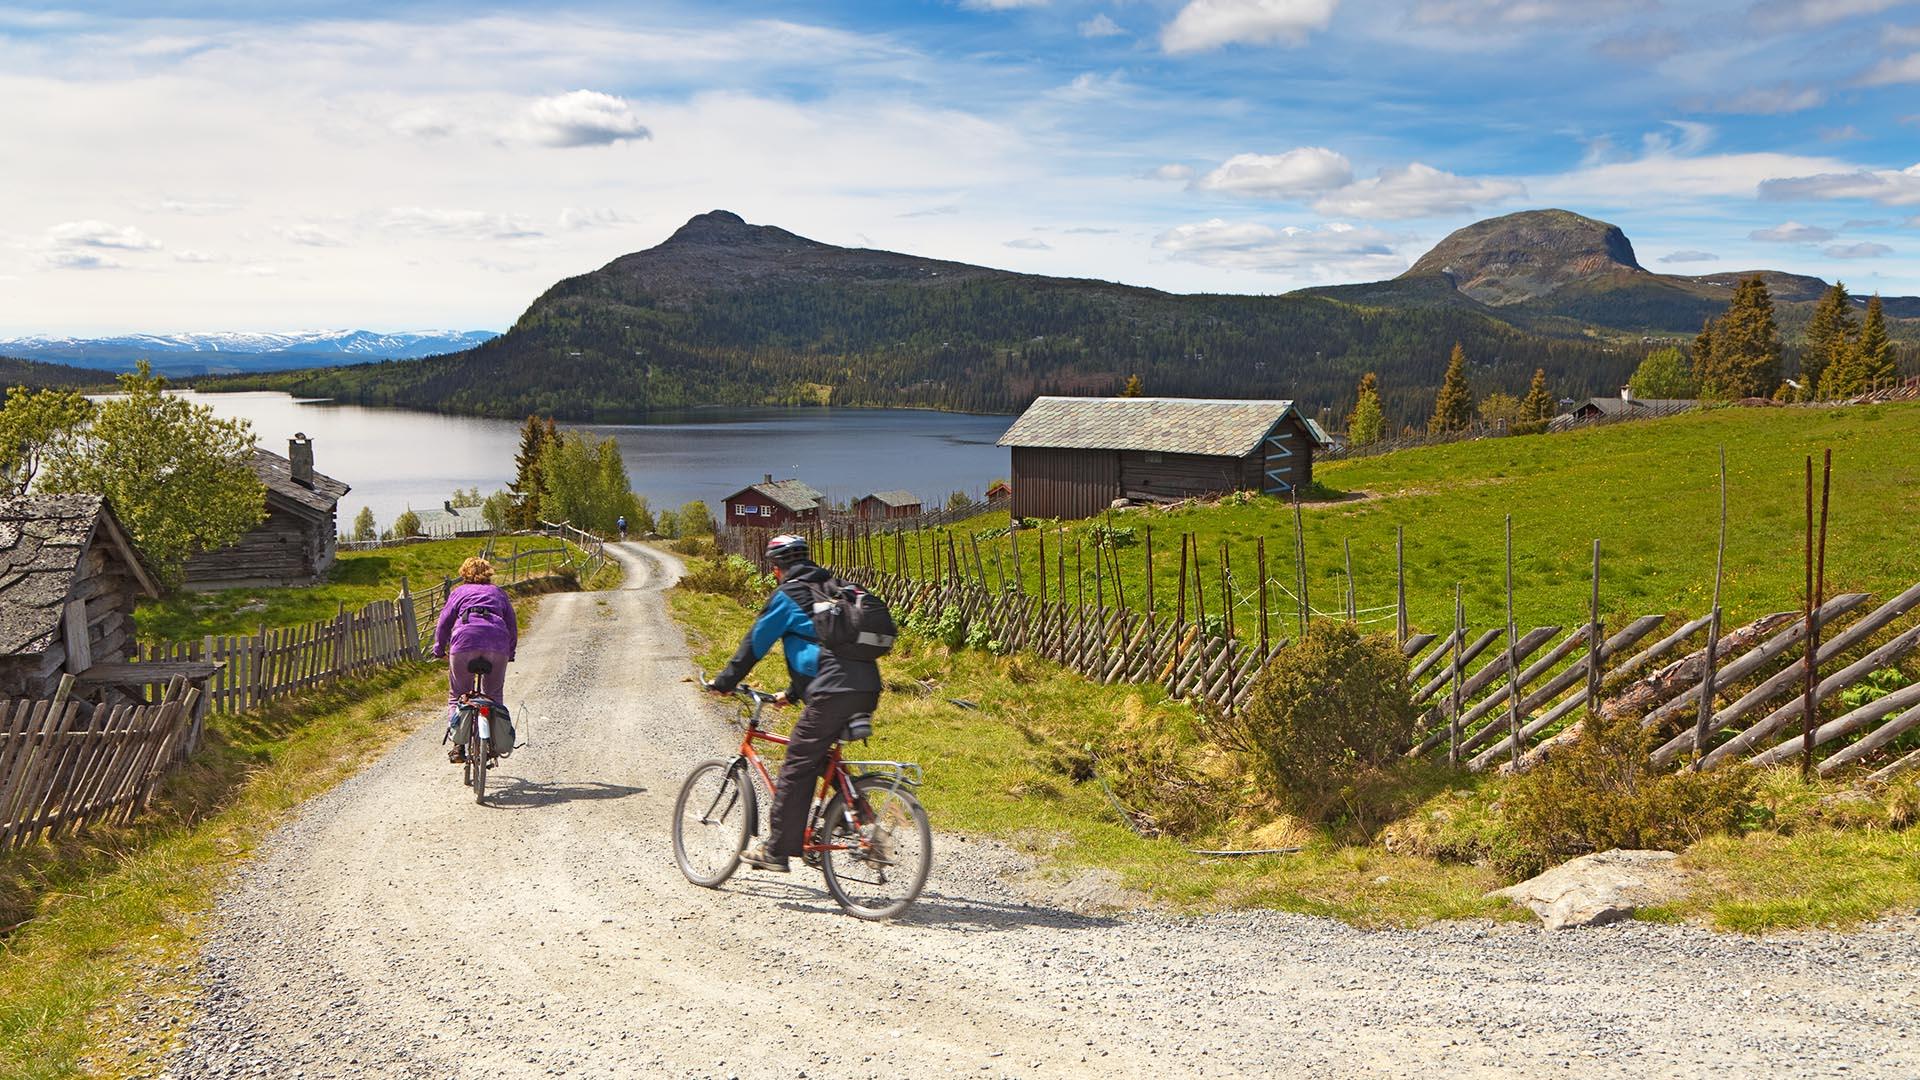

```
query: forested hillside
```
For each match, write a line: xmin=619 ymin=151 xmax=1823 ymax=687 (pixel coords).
xmin=208 ymin=209 xmax=1915 ymax=424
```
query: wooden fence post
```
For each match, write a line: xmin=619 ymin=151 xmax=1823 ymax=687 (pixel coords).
xmin=1396 ymin=525 xmax=1408 ymax=647
xmin=1256 ymin=537 xmax=1269 ymax=654
xmin=1505 ymin=516 xmax=1521 ymax=767
xmin=1587 ymin=540 xmax=1603 ymax=718
xmin=1291 ymin=492 xmax=1309 ymax=635
xmin=1450 ymin=586 xmax=1465 ymax=768
xmin=1144 ymin=526 xmax=1155 ymax=624
xmin=1695 ymin=448 xmax=1727 ymax=769
xmin=1803 ymin=450 xmax=1832 ymax=779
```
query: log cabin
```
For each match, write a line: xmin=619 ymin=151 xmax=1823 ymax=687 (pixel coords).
xmin=853 ymin=490 xmax=922 ymax=521
xmin=996 ymin=396 xmax=1332 ymax=520
xmin=0 ymin=495 xmax=159 ymax=700
xmin=722 ymin=476 xmax=826 ymax=530
xmin=183 ymin=435 xmax=350 ymax=590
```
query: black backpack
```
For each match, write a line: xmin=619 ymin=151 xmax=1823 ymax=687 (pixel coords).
xmin=806 ymin=578 xmax=897 ymax=661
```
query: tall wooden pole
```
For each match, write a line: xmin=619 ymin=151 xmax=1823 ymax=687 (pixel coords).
xmin=1191 ymin=533 xmax=1206 ymax=629
xmin=1450 ymin=585 xmax=1465 ymax=768
xmin=1075 ymin=536 xmax=1086 ymax=611
xmin=1291 ymin=491 xmax=1309 ymax=635
xmin=1587 ymin=539 xmax=1603 ymax=718
xmin=1257 ymin=537 xmax=1270 ymax=655
xmin=1343 ymin=538 xmax=1356 ymax=623
xmin=1037 ymin=527 xmax=1048 ymax=606
xmin=1396 ymin=525 xmax=1408 ymax=647
xmin=1144 ymin=526 xmax=1156 ymax=624
xmin=1803 ymin=450 xmax=1831 ymax=779
xmin=1694 ymin=447 xmax=1727 ymax=769
xmin=1176 ymin=531 xmax=1188 ymax=627
xmin=1505 ymin=516 xmax=1521 ymax=767
xmin=1219 ymin=541 xmax=1233 ymax=641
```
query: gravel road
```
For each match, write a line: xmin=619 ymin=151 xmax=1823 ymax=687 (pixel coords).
xmin=169 ymin=543 xmax=1920 ymax=1079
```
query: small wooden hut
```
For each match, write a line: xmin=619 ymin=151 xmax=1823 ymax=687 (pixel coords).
xmin=997 ymin=396 xmax=1330 ymax=520
xmin=183 ymin=435 xmax=349 ymax=590
xmin=853 ymin=490 xmax=922 ymax=521
xmin=722 ymin=476 xmax=825 ymax=530
xmin=0 ymin=495 xmax=158 ymax=700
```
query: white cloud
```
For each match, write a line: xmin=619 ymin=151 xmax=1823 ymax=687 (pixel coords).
xmin=1750 ymin=221 xmax=1836 ymax=242
xmin=1412 ymin=0 xmax=1651 ymax=26
xmin=379 ymin=207 xmax=545 ymax=241
xmin=1079 ymin=13 xmax=1125 ymax=36
xmin=1534 ymin=149 xmax=1856 ymax=206
xmin=557 ymin=207 xmax=638 ymax=230
xmin=1193 ymin=148 xmax=1353 ymax=199
xmin=38 ymin=250 xmax=125 ymax=271
xmin=279 ymin=223 xmax=349 ymax=247
xmin=1824 ymin=241 xmax=1894 ymax=257
xmin=1313 ymin=163 xmax=1525 ymax=219
xmin=1751 ymin=0 xmax=1910 ymax=28
xmin=150 ymin=196 xmax=245 ymax=215
xmin=507 ymin=90 xmax=651 ymax=147
xmin=1161 ymin=0 xmax=1338 ymax=54
xmin=1004 ymin=237 xmax=1052 ymax=249
xmin=173 ymin=249 xmax=223 ymax=263
xmin=1054 ymin=71 xmax=1128 ymax=101
xmin=1698 ymin=83 xmax=1827 ymax=115
xmin=1859 ymin=52 xmax=1920 ymax=85
xmin=961 ymin=0 xmax=1048 ymax=9
xmin=1144 ymin=163 xmax=1197 ymax=181
xmin=46 ymin=220 xmax=161 ymax=250
xmin=1153 ymin=218 xmax=1406 ymax=278
xmin=1759 ymin=164 xmax=1920 ymax=206
xmin=1658 ymin=250 xmax=1719 ymax=263
xmin=390 ymin=107 xmax=457 ymax=138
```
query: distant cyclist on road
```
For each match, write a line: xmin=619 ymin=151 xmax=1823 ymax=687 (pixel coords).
xmin=617 ymin=514 xmax=628 ymax=541
xmin=705 ymin=534 xmax=882 ymax=872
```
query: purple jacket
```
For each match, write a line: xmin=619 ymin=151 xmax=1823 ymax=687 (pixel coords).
xmin=434 ymin=583 xmax=518 ymax=660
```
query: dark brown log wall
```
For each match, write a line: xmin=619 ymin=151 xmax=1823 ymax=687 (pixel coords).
xmin=1009 ymin=447 xmax=1120 ymax=520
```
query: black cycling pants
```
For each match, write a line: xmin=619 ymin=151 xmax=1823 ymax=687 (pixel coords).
xmin=768 ymin=691 xmax=880 ymax=857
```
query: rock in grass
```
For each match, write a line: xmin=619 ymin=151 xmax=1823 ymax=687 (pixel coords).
xmin=1492 ymin=849 xmax=1690 ymax=930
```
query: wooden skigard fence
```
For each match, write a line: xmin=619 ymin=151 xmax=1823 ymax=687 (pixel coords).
xmin=809 ymin=505 xmax=1920 ymax=783
xmin=0 ymin=677 xmax=203 ymax=852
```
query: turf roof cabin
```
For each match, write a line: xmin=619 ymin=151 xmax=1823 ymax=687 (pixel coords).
xmin=853 ymin=490 xmax=922 ymax=521
xmin=997 ymin=396 xmax=1332 ymax=520
xmin=722 ymin=475 xmax=826 ymax=530
xmin=0 ymin=495 xmax=159 ymax=700
xmin=182 ymin=435 xmax=350 ymax=590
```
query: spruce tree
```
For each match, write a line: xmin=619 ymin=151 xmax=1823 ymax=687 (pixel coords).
xmin=1801 ymin=282 xmax=1856 ymax=398
xmin=1520 ymin=367 xmax=1555 ymax=422
xmin=1120 ymin=374 xmax=1144 ymax=397
xmin=1428 ymin=344 xmax=1474 ymax=434
xmin=1345 ymin=372 xmax=1381 ymax=432
xmin=509 ymin=415 xmax=553 ymax=529
xmin=1857 ymin=294 xmax=1896 ymax=388
xmin=1691 ymin=319 xmax=1715 ymax=392
xmin=1349 ymin=387 xmax=1385 ymax=447
xmin=1702 ymin=276 xmax=1781 ymax=400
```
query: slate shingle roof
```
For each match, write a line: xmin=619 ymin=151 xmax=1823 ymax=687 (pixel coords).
xmin=863 ymin=490 xmax=920 ymax=507
xmin=997 ymin=397 xmax=1316 ymax=457
xmin=252 ymin=448 xmax=349 ymax=518
xmin=743 ymin=479 xmax=825 ymax=513
xmin=0 ymin=495 xmax=154 ymax=656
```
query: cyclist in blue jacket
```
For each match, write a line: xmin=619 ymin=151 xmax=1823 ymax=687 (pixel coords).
xmin=706 ymin=533 xmax=881 ymax=872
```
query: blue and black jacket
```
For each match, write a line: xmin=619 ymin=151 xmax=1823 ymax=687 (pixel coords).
xmin=711 ymin=563 xmax=882 ymax=701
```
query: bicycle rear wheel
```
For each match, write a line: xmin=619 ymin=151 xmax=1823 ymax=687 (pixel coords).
xmin=468 ymin=731 xmax=488 ymax=804
xmin=674 ymin=759 xmax=751 ymax=887
xmin=819 ymin=776 xmax=931 ymax=920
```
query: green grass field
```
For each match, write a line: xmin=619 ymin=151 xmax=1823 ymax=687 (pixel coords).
xmin=844 ymin=403 xmax=1920 ymax=638
xmin=136 ymin=536 xmax=618 ymax=642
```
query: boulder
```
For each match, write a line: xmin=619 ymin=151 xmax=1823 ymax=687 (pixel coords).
xmin=1492 ymin=849 xmax=1690 ymax=930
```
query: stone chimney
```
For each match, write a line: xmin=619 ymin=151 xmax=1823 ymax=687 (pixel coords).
xmin=1621 ymin=385 xmax=1633 ymax=402
xmin=763 ymin=473 xmax=773 ymax=485
xmin=289 ymin=433 xmax=315 ymax=488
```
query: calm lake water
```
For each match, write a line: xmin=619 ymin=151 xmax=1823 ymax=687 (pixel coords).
xmin=170 ymin=392 xmax=1013 ymax=531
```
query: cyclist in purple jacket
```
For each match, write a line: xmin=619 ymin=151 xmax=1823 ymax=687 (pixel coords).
xmin=433 ymin=556 xmax=518 ymax=758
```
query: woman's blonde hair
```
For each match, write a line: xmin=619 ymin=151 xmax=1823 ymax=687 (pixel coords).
xmin=459 ymin=557 xmax=495 ymax=584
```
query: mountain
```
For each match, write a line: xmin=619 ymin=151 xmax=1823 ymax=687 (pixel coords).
xmin=204 ymin=209 xmax=1915 ymax=425
xmin=0 ymin=329 xmax=500 ymax=377
xmin=0 ymin=355 xmax=112 ymax=390
xmin=1315 ymin=208 xmax=1918 ymax=335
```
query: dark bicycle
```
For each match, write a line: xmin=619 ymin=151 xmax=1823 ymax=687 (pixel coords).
xmin=448 ymin=656 xmax=511 ymax=804
xmin=673 ymin=682 xmax=931 ymax=920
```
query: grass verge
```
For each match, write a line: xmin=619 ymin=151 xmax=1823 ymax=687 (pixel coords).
xmin=0 ymin=662 xmax=445 ymax=1080
xmin=671 ymin=567 xmax=1920 ymax=932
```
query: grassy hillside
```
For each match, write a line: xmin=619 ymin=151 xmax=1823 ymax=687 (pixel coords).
xmin=879 ymin=403 xmax=1920 ymax=638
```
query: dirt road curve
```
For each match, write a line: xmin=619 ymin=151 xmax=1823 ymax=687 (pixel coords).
xmin=170 ymin=543 xmax=1920 ymax=1079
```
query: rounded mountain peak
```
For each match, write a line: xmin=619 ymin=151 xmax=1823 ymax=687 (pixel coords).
xmin=1402 ymin=209 xmax=1643 ymax=306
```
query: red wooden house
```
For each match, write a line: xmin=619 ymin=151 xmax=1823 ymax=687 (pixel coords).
xmin=853 ymin=490 xmax=921 ymax=521
xmin=722 ymin=475 xmax=826 ymax=530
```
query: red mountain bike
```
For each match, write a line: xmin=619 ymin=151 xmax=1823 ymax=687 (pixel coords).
xmin=673 ymin=683 xmax=932 ymax=920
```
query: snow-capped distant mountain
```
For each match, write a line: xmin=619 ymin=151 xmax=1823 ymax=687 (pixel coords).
xmin=0 ymin=329 xmax=499 ymax=375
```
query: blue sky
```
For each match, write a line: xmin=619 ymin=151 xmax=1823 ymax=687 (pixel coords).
xmin=2 ymin=0 xmax=1917 ymax=334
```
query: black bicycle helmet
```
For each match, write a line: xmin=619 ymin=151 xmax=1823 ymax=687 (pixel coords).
xmin=764 ymin=533 xmax=810 ymax=567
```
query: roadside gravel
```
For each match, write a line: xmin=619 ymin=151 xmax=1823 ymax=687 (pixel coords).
xmin=167 ymin=542 xmax=1920 ymax=1079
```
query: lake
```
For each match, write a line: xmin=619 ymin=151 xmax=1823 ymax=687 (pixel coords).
xmin=170 ymin=392 xmax=1014 ymax=531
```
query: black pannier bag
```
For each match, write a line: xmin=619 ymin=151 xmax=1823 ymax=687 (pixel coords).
xmin=807 ymin=578 xmax=897 ymax=661
xmin=452 ymin=701 xmax=515 ymax=757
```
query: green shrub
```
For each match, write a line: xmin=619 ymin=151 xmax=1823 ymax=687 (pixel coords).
xmin=669 ymin=535 xmax=714 ymax=557
xmin=1214 ymin=621 xmax=1416 ymax=824
xmin=679 ymin=555 xmax=773 ymax=606
xmin=1503 ymin=710 xmax=1756 ymax=877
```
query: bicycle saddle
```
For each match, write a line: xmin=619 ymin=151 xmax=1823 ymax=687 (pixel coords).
xmin=466 ymin=657 xmax=494 ymax=675
xmin=841 ymin=714 xmax=874 ymax=742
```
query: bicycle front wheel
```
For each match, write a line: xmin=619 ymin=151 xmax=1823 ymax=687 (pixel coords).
xmin=819 ymin=776 xmax=931 ymax=921
xmin=674 ymin=759 xmax=751 ymax=888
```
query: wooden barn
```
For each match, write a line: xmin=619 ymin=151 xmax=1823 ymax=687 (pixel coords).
xmin=985 ymin=480 xmax=1012 ymax=504
xmin=722 ymin=476 xmax=825 ymax=530
xmin=997 ymin=397 xmax=1330 ymax=520
xmin=183 ymin=435 xmax=350 ymax=590
xmin=853 ymin=490 xmax=921 ymax=521
xmin=0 ymin=495 xmax=159 ymax=700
